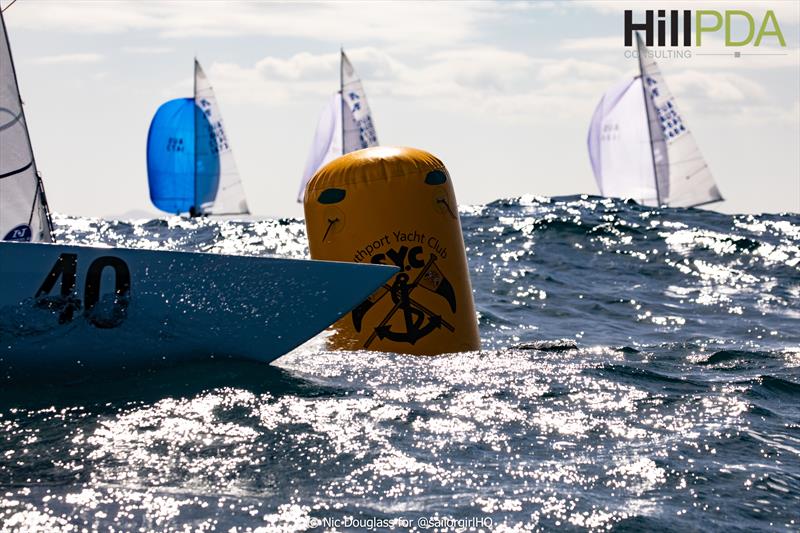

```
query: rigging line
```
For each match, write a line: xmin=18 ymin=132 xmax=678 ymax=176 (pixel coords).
xmin=1 ymin=0 xmax=20 ymax=13
xmin=24 ymin=174 xmax=53 ymax=243
xmin=0 ymin=108 xmax=22 ymax=131
xmin=37 ymin=171 xmax=55 ymax=242
xmin=0 ymin=160 xmax=31 ymax=179
xmin=682 ymin=164 xmax=709 ymax=179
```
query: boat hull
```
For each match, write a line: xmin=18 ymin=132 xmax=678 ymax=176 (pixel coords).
xmin=0 ymin=242 xmax=396 ymax=379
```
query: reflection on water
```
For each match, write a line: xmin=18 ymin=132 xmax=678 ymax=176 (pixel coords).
xmin=1 ymin=195 xmax=798 ymax=531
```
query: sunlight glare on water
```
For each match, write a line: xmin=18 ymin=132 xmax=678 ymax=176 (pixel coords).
xmin=1 ymin=195 xmax=798 ymax=531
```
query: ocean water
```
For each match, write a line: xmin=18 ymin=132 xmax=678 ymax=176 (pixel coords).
xmin=1 ymin=195 xmax=798 ymax=532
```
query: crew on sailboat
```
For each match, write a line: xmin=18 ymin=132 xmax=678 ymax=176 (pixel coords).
xmin=587 ymin=33 xmax=723 ymax=208
xmin=146 ymin=60 xmax=250 ymax=217
xmin=297 ymin=49 xmax=379 ymax=202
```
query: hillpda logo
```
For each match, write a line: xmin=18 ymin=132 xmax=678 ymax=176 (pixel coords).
xmin=624 ymin=9 xmax=786 ymax=52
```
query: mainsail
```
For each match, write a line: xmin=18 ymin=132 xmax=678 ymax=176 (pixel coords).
xmin=146 ymin=60 xmax=249 ymax=216
xmin=588 ymin=33 xmax=722 ymax=208
xmin=193 ymin=61 xmax=249 ymax=215
xmin=298 ymin=50 xmax=378 ymax=202
xmin=341 ymin=51 xmax=378 ymax=155
xmin=0 ymin=9 xmax=53 ymax=242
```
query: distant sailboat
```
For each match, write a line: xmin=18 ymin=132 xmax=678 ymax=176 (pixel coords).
xmin=0 ymin=9 xmax=54 ymax=243
xmin=147 ymin=60 xmax=250 ymax=217
xmin=297 ymin=49 xmax=378 ymax=202
xmin=587 ymin=33 xmax=723 ymax=208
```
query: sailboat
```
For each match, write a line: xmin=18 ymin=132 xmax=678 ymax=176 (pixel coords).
xmin=0 ymin=10 xmax=396 ymax=380
xmin=147 ymin=60 xmax=250 ymax=217
xmin=587 ymin=33 xmax=723 ymax=208
xmin=297 ymin=49 xmax=378 ymax=202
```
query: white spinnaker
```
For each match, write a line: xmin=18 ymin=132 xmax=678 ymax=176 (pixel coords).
xmin=0 ymin=10 xmax=51 ymax=242
xmin=298 ymin=51 xmax=379 ymax=202
xmin=194 ymin=60 xmax=249 ymax=215
xmin=341 ymin=51 xmax=378 ymax=154
xmin=298 ymin=93 xmax=342 ymax=203
xmin=588 ymin=77 xmax=660 ymax=205
xmin=636 ymin=34 xmax=722 ymax=207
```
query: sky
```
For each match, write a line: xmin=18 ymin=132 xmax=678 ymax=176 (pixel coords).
xmin=3 ymin=0 xmax=799 ymax=219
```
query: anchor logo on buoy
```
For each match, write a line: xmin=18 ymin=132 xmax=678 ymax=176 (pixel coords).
xmin=352 ymin=254 xmax=457 ymax=348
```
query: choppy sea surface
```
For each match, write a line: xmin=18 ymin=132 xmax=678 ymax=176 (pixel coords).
xmin=1 ymin=195 xmax=799 ymax=532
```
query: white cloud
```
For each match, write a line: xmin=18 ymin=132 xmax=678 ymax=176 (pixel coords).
xmin=537 ymin=58 xmax=621 ymax=82
xmin=559 ymin=36 xmax=622 ymax=51
xmin=724 ymin=100 xmax=800 ymax=126
xmin=668 ymin=70 xmax=768 ymax=103
xmin=425 ymin=48 xmax=540 ymax=91
xmin=6 ymin=1 xmax=491 ymax=47
xmin=32 ymin=53 xmax=104 ymax=64
xmin=254 ymin=52 xmax=339 ymax=81
xmin=122 ymin=46 xmax=173 ymax=55
xmin=205 ymin=61 xmax=310 ymax=104
xmin=12 ymin=0 xmax=790 ymax=127
xmin=202 ymin=41 xmax=790 ymax=129
xmin=201 ymin=46 xmax=622 ymax=123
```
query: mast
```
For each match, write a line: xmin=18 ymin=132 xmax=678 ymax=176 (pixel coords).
xmin=339 ymin=47 xmax=344 ymax=156
xmin=636 ymin=33 xmax=662 ymax=207
xmin=192 ymin=58 xmax=198 ymax=216
xmin=0 ymin=8 xmax=55 ymax=240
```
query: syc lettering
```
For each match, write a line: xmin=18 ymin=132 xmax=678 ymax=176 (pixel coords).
xmin=352 ymin=231 xmax=448 ymax=266
xmin=372 ymin=245 xmax=426 ymax=271
xmin=371 ymin=241 xmax=448 ymax=269
xmin=624 ymin=9 xmax=785 ymax=47
xmin=370 ymin=242 xmax=447 ymax=270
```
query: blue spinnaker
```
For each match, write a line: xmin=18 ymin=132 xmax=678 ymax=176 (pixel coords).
xmin=146 ymin=98 xmax=220 ymax=215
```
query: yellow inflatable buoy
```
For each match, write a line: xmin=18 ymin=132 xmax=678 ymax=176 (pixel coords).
xmin=304 ymin=146 xmax=480 ymax=355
